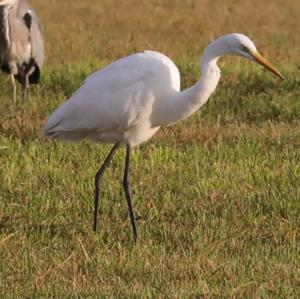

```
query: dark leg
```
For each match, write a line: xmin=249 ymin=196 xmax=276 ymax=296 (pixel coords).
xmin=123 ymin=144 xmax=138 ymax=241
xmin=93 ymin=142 xmax=121 ymax=232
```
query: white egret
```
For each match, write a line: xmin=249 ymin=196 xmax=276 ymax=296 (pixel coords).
xmin=44 ymin=33 xmax=284 ymax=240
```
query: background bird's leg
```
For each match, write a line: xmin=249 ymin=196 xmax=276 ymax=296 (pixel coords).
xmin=10 ymin=74 xmax=17 ymax=103
xmin=22 ymin=75 xmax=29 ymax=101
xmin=123 ymin=143 xmax=138 ymax=241
xmin=93 ymin=142 xmax=121 ymax=232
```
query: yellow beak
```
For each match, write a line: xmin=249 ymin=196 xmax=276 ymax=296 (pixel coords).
xmin=252 ymin=52 xmax=285 ymax=80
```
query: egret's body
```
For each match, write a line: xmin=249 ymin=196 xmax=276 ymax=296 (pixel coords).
xmin=45 ymin=51 xmax=175 ymax=145
xmin=45 ymin=49 xmax=222 ymax=145
xmin=44 ymin=33 xmax=284 ymax=240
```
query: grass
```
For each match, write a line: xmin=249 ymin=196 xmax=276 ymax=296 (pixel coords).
xmin=0 ymin=0 xmax=300 ymax=297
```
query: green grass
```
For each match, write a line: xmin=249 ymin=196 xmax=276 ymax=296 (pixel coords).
xmin=1 ymin=0 xmax=300 ymax=297
xmin=1 ymin=64 xmax=299 ymax=298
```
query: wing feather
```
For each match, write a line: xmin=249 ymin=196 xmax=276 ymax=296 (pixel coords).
xmin=44 ymin=51 xmax=180 ymax=139
xmin=17 ymin=0 xmax=44 ymax=68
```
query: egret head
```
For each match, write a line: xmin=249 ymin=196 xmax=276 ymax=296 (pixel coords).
xmin=216 ymin=33 xmax=285 ymax=80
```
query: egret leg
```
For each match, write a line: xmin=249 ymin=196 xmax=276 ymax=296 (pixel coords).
xmin=93 ymin=142 xmax=121 ymax=232
xmin=10 ymin=74 xmax=17 ymax=103
xmin=123 ymin=143 xmax=138 ymax=241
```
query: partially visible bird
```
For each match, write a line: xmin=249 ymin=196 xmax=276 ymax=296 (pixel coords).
xmin=44 ymin=33 xmax=284 ymax=240
xmin=0 ymin=0 xmax=44 ymax=103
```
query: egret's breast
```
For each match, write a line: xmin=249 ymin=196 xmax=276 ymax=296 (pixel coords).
xmin=125 ymin=124 xmax=160 ymax=146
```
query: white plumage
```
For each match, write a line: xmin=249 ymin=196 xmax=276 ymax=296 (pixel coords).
xmin=45 ymin=51 xmax=180 ymax=146
xmin=44 ymin=33 xmax=284 ymax=240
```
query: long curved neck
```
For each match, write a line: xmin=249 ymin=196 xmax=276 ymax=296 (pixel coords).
xmin=0 ymin=5 xmax=12 ymax=48
xmin=156 ymin=42 xmax=223 ymax=127
xmin=2 ymin=1 xmax=23 ymax=48
xmin=0 ymin=7 xmax=6 ymax=48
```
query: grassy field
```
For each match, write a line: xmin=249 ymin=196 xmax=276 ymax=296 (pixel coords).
xmin=0 ymin=0 xmax=299 ymax=297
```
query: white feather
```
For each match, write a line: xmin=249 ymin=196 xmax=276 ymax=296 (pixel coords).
xmin=44 ymin=33 xmax=277 ymax=146
xmin=44 ymin=51 xmax=180 ymax=145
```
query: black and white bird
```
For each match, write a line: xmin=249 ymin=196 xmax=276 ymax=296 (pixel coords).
xmin=0 ymin=0 xmax=44 ymax=102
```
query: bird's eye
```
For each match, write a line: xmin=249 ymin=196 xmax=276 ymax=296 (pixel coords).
xmin=241 ymin=45 xmax=250 ymax=54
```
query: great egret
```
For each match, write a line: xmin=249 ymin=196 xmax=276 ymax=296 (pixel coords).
xmin=0 ymin=0 xmax=44 ymax=103
xmin=44 ymin=33 xmax=284 ymax=240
